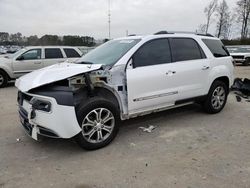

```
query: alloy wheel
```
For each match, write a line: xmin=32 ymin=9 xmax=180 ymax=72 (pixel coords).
xmin=81 ymin=108 xmax=115 ymax=144
xmin=211 ymin=86 xmax=226 ymax=110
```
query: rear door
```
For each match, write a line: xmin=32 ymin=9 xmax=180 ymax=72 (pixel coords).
xmin=63 ymin=48 xmax=82 ymax=63
xmin=167 ymin=38 xmax=210 ymax=100
xmin=13 ymin=48 xmax=43 ymax=77
xmin=43 ymin=48 xmax=66 ymax=67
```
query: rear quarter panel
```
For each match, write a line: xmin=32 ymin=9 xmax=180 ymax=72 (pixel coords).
xmin=206 ymin=57 xmax=234 ymax=93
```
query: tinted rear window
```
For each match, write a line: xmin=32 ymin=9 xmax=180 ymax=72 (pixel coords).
xmin=64 ymin=48 xmax=81 ymax=58
xmin=170 ymin=38 xmax=204 ymax=62
xmin=45 ymin=48 xmax=63 ymax=59
xmin=202 ymin=39 xmax=229 ymax=58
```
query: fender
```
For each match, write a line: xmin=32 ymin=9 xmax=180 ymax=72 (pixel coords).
xmin=94 ymin=83 xmax=127 ymax=120
xmin=207 ymin=64 xmax=233 ymax=93
xmin=0 ymin=61 xmax=14 ymax=79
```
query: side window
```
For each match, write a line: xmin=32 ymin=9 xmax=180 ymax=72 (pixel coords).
xmin=45 ymin=48 xmax=63 ymax=59
xmin=170 ymin=38 xmax=203 ymax=62
xmin=133 ymin=39 xmax=171 ymax=67
xmin=64 ymin=48 xmax=81 ymax=58
xmin=202 ymin=39 xmax=230 ymax=58
xmin=20 ymin=49 xmax=41 ymax=60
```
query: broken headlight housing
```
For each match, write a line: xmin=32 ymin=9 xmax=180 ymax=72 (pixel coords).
xmin=31 ymin=98 xmax=51 ymax=112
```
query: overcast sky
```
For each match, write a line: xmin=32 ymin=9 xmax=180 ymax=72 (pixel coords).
xmin=0 ymin=0 xmax=237 ymax=39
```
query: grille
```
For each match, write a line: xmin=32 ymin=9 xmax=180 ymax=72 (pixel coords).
xmin=232 ymin=55 xmax=244 ymax=59
xmin=37 ymin=126 xmax=59 ymax=138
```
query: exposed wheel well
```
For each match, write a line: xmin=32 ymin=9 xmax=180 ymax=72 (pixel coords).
xmin=94 ymin=87 xmax=120 ymax=110
xmin=74 ymin=87 xmax=120 ymax=113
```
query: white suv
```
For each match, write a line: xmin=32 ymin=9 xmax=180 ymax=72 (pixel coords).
xmin=0 ymin=46 xmax=82 ymax=87
xmin=15 ymin=32 xmax=234 ymax=150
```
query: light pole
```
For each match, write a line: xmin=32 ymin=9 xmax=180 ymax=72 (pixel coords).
xmin=108 ymin=0 xmax=111 ymax=39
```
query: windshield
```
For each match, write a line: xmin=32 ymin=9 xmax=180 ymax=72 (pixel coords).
xmin=7 ymin=48 xmax=26 ymax=59
xmin=76 ymin=39 xmax=140 ymax=65
xmin=227 ymin=47 xmax=250 ymax=53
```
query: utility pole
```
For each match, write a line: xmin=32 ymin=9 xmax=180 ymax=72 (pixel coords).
xmin=108 ymin=0 xmax=111 ymax=39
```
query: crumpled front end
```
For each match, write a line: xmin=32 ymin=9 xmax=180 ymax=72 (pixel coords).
xmin=17 ymin=90 xmax=81 ymax=139
xmin=15 ymin=62 xmax=105 ymax=140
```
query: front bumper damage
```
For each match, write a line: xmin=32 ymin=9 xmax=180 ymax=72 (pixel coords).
xmin=17 ymin=91 xmax=81 ymax=140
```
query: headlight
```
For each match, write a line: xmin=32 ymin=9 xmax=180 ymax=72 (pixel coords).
xmin=31 ymin=98 xmax=51 ymax=112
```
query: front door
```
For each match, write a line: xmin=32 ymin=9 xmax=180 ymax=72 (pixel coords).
xmin=13 ymin=48 xmax=43 ymax=78
xmin=126 ymin=38 xmax=176 ymax=115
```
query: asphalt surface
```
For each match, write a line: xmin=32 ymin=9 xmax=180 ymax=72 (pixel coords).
xmin=0 ymin=66 xmax=250 ymax=188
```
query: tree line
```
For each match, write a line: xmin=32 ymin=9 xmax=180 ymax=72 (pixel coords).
xmin=199 ymin=0 xmax=250 ymax=45
xmin=0 ymin=32 xmax=96 ymax=46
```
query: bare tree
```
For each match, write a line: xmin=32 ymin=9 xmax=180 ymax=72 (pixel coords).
xmin=204 ymin=0 xmax=218 ymax=34
xmin=196 ymin=24 xmax=207 ymax=33
xmin=236 ymin=0 xmax=250 ymax=39
xmin=215 ymin=0 xmax=230 ymax=38
xmin=224 ymin=15 xmax=235 ymax=39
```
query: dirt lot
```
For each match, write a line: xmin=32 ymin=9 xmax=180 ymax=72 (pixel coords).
xmin=0 ymin=66 xmax=250 ymax=188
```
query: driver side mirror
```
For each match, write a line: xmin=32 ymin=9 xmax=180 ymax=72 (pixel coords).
xmin=16 ymin=55 xmax=24 ymax=61
xmin=127 ymin=59 xmax=134 ymax=69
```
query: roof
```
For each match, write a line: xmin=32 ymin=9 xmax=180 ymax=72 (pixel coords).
xmin=116 ymin=32 xmax=218 ymax=41
xmin=24 ymin=46 xmax=79 ymax=49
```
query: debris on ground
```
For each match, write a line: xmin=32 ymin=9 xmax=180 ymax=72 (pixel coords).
xmin=16 ymin=138 xmax=21 ymax=142
xmin=130 ymin=143 xmax=136 ymax=147
xmin=231 ymin=78 xmax=250 ymax=102
xmin=139 ymin=125 xmax=156 ymax=133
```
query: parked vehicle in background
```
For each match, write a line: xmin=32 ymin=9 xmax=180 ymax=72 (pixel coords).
xmin=227 ymin=46 xmax=250 ymax=66
xmin=0 ymin=46 xmax=82 ymax=87
xmin=77 ymin=46 xmax=95 ymax=55
xmin=0 ymin=46 xmax=7 ymax=54
xmin=16 ymin=32 xmax=234 ymax=150
xmin=6 ymin=45 xmax=21 ymax=54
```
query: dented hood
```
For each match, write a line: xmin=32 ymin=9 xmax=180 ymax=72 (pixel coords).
xmin=15 ymin=63 xmax=102 ymax=92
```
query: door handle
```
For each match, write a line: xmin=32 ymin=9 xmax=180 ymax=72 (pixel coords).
xmin=166 ymin=70 xmax=176 ymax=75
xmin=202 ymin=66 xmax=210 ymax=70
xmin=34 ymin=62 xmax=41 ymax=64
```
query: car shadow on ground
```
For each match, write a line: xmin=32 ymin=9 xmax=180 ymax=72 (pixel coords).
xmin=3 ymin=82 xmax=15 ymax=88
xmin=32 ymin=103 xmax=204 ymax=153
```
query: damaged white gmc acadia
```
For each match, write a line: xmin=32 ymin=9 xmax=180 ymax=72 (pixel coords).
xmin=15 ymin=32 xmax=234 ymax=150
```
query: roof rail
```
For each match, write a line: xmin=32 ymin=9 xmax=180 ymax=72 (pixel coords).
xmin=196 ymin=33 xmax=214 ymax=37
xmin=154 ymin=31 xmax=170 ymax=35
xmin=154 ymin=31 xmax=214 ymax=37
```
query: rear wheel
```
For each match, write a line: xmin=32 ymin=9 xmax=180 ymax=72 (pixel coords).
xmin=0 ymin=70 xmax=8 ymax=88
xmin=203 ymin=81 xmax=228 ymax=114
xmin=75 ymin=97 xmax=120 ymax=150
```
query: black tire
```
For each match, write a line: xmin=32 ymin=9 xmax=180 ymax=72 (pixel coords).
xmin=203 ymin=80 xmax=228 ymax=114
xmin=0 ymin=70 xmax=8 ymax=88
xmin=243 ymin=58 xmax=250 ymax=66
xmin=75 ymin=97 xmax=120 ymax=150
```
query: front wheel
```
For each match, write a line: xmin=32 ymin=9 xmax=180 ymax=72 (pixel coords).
xmin=0 ymin=70 xmax=8 ymax=88
xmin=203 ymin=81 xmax=228 ymax=114
xmin=75 ymin=98 xmax=120 ymax=150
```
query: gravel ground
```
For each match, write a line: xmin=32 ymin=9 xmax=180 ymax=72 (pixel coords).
xmin=0 ymin=66 xmax=250 ymax=188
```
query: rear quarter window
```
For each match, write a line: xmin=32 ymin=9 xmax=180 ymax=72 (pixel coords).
xmin=202 ymin=39 xmax=230 ymax=58
xmin=64 ymin=48 xmax=81 ymax=58
xmin=45 ymin=48 xmax=63 ymax=59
